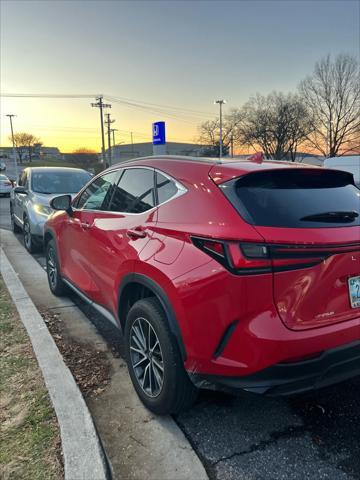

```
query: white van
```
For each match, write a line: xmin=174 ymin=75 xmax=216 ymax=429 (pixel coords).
xmin=324 ymin=155 xmax=360 ymax=187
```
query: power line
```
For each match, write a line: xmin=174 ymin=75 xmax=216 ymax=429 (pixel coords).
xmin=1 ymin=93 xmax=101 ymax=98
xmin=104 ymin=95 xmax=212 ymax=119
xmin=1 ymin=92 xmax=213 ymax=121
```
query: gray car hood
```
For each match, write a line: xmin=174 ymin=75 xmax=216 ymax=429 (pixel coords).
xmin=33 ymin=192 xmax=77 ymax=206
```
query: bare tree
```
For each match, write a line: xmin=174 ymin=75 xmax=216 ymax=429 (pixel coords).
xmin=198 ymin=109 xmax=243 ymax=156
xmin=10 ymin=132 xmax=41 ymax=163
xmin=299 ymin=54 xmax=360 ymax=157
xmin=237 ymin=92 xmax=311 ymax=160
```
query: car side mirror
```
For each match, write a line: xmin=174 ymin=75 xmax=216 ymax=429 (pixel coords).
xmin=50 ymin=194 xmax=73 ymax=215
xmin=14 ymin=186 xmax=28 ymax=195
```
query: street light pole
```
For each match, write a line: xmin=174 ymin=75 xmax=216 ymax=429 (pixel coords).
xmin=6 ymin=114 xmax=18 ymax=179
xmin=215 ymin=100 xmax=226 ymax=159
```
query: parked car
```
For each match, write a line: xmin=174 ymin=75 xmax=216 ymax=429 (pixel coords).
xmin=0 ymin=174 xmax=13 ymax=196
xmin=10 ymin=167 xmax=92 ymax=252
xmin=324 ymin=155 xmax=360 ymax=187
xmin=44 ymin=156 xmax=360 ymax=414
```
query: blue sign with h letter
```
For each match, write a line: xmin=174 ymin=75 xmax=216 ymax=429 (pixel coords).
xmin=152 ymin=121 xmax=166 ymax=145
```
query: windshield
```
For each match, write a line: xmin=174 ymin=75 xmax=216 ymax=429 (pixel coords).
xmin=31 ymin=171 xmax=91 ymax=194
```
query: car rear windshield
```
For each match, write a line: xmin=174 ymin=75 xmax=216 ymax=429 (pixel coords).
xmin=219 ymin=169 xmax=360 ymax=228
xmin=31 ymin=171 xmax=91 ymax=194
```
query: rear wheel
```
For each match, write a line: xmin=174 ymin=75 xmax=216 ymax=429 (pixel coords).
xmin=46 ymin=240 xmax=68 ymax=296
xmin=125 ymin=297 xmax=198 ymax=415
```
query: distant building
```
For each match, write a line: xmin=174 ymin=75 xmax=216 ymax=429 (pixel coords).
xmin=39 ymin=147 xmax=63 ymax=161
xmin=0 ymin=145 xmax=63 ymax=162
xmin=106 ymin=142 xmax=211 ymax=164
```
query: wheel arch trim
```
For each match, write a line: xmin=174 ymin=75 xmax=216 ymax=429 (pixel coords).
xmin=118 ymin=273 xmax=187 ymax=361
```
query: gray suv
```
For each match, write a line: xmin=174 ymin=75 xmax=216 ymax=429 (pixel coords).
xmin=10 ymin=167 xmax=92 ymax=252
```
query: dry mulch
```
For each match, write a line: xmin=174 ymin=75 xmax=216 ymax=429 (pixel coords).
xmin=41 ymin=311 xmax=111 ymax=398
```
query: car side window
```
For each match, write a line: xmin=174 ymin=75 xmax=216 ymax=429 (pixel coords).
xmin=109 ymin=168 xmax=155 ymax=213
xmin=76 ymin=171 xmax=119 ymax=210
xmin=156 ymin=172 xmax=178 ymax=204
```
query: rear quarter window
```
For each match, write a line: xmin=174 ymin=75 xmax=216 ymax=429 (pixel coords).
xmin=219 ymin=169 xmax=360 ymax=228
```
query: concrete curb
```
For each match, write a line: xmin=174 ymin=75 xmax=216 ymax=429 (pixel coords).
xmin=0 ymin=246 xmax=109 ymax=480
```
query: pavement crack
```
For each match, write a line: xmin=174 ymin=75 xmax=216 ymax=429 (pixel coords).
xmin=211 ymin=425 xmax=307 ymax=466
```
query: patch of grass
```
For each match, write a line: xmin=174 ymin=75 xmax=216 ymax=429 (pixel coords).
xmin=0 ymin=277 xmax=63 ymax=480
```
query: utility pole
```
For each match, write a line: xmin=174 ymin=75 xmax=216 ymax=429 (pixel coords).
xmin=111 ymin=128 xmax=118 ymax=147
xmin=91 ymin=96 xmax=111 ymax=167
xmin=104 ymin=113 xmax=115 ymax=166
xmin=230 ymin=133 xmax=234 ymax=158
xmin=215 ymin=100 xmax=226 ymax=159
xmin=6 ymin=114 xmax=18 ymax=179
xmin=110 ymin=128 xmax=118 ymax=163
xmin=130 ymin=132 xmax=135 ymax=156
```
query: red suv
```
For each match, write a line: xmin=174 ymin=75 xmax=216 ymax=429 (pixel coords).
xmin=44 ymin=156 xmax=360 ymax=414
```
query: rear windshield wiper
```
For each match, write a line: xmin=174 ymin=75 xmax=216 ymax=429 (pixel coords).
xmin=300 ymin=211 xmax=359 ymax=223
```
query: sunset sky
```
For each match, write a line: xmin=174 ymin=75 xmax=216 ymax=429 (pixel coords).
xmin=1 ymin=0 xmax=359 ymax=152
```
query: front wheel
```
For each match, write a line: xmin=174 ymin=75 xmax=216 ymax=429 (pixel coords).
xmin=10 ymin=208 xmax=22 ymax=233
xmin=46 ymin=240 xmax=68 ymax=296
xmin=23 ymin=217 xmax=40 ymax=253
xmin=125 ymin=297 xmax=198 ymax=415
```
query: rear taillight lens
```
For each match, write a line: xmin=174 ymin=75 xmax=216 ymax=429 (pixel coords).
xmin=191 ymin=237 xmax=360 ymax=275
xmin=191 ymin=237 xmax=272 ymax=275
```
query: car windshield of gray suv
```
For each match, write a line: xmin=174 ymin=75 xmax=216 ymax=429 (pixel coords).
xmin=31 ymin=171 xmax=91 ymax=194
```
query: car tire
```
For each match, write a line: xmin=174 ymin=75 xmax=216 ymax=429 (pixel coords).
xmin=10 ymin=208 xmax=22 ymax=233
xmin=125 ymin=297 xmax=198 ymax=415
xmin=23 ymin=216 xmax=40 ymax=253
xmin=45 ymin=239 xmax=68 ymax=296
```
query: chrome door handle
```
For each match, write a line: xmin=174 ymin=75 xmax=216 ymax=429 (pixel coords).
xmin=127 ymin=228 xmax=146 ymax=239
xmin=80 ymin=221 xmax=92 ymax=230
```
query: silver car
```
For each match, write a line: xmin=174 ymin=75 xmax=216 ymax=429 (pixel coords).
xmin=0 ymin=174 xmax=13 ymax=196
xmin=10 ymin=166 xmax=92 ymax=252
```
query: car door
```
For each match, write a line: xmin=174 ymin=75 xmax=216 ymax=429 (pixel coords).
xmin=60 ymin=170 xmax=120 ymax=298
xmin=78 ymin=167 xmax=158 ymax=315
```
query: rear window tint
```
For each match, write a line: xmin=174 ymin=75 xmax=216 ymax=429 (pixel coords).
xmin=219 ymin=169 xmax=360 ymax=228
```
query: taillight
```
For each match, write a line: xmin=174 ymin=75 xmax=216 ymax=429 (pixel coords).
xmin=191 ymin=237 xmax=272 ymax=275
xmin=191 ymin=237 xmax=360 ymax=275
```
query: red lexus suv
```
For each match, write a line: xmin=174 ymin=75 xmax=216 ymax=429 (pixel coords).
xmin=44 ymin=156 xmax=360 ymax=414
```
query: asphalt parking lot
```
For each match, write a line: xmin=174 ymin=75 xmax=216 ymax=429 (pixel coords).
xmin=1 ymin=194 xmax=359 ymax=480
